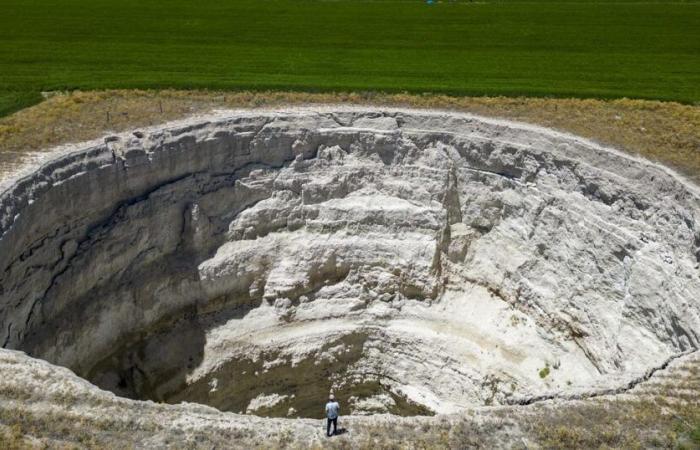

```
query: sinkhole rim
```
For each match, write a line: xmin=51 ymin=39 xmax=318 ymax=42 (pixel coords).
xmin=1 ymin=107 xmax=699 ymax=419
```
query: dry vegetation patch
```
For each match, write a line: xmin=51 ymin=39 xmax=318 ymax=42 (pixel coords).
xmin=1 ymin=90 xmax=699 ymax=181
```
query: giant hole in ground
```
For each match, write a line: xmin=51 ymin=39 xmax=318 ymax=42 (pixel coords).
xmin=1 ymin=110 xmax=698 ymax=417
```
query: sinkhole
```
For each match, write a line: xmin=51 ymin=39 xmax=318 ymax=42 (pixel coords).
xmin=1 ymin=109 xmax=698 ymax=418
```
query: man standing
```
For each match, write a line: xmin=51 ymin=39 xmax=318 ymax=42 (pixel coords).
xmin=325 ymin=394 xmax=340 ymax=437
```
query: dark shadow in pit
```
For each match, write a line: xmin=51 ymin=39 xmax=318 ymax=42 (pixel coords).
xmin=162 ymin=330 xmax=433 ymax=418
xmin=86 ymin=317 xmax=433 ymax=418
xmin=84 ymin=294 xmax=263 ymax=404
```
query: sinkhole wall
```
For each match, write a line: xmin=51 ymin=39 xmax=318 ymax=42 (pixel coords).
xmin=0 ymin=109 xmax=699 ymax=416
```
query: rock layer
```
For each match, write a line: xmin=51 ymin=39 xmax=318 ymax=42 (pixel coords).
xmin=0 ymin=108 xmax=698 ymax=417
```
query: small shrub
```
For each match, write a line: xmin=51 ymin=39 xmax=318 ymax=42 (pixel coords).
xmin=509 ymin=314 xmax=521 ymax=327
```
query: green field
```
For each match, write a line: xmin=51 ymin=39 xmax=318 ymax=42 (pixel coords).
xmin=1 ymin=0 xmax=699 ymax=116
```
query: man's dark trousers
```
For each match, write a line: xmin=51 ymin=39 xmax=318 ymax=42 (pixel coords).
xmin=327 ymin=417 xmax=337 ymax=436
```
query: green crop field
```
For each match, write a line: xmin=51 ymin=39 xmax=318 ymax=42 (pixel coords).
xmin=1 ymin=0 xmax=699 ymax=116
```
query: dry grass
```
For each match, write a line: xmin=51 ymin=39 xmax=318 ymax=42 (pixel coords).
xmin=1 ymin=90 xmax=699 ymax=180
xmin=528 ymin=357 xmax=700 ymax=450
xmin=1 ymin=374 xmax=698 ymax=449
xmin=0 ymin=424 xmax=34 ymax=450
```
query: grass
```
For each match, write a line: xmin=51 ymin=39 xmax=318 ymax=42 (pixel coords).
xmin=0 ymin=0 xmax=699 ymax=115
xmin=0 ymin=92 xmax=43 ymax=118
xmin=530 ymin=398 xmax=700 ymax=449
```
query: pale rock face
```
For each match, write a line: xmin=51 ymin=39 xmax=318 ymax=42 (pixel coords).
xmin=0 ymin=108 xmax=698 ymax=418
xmin=246 ymin=393 xmax=290 ymax=415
